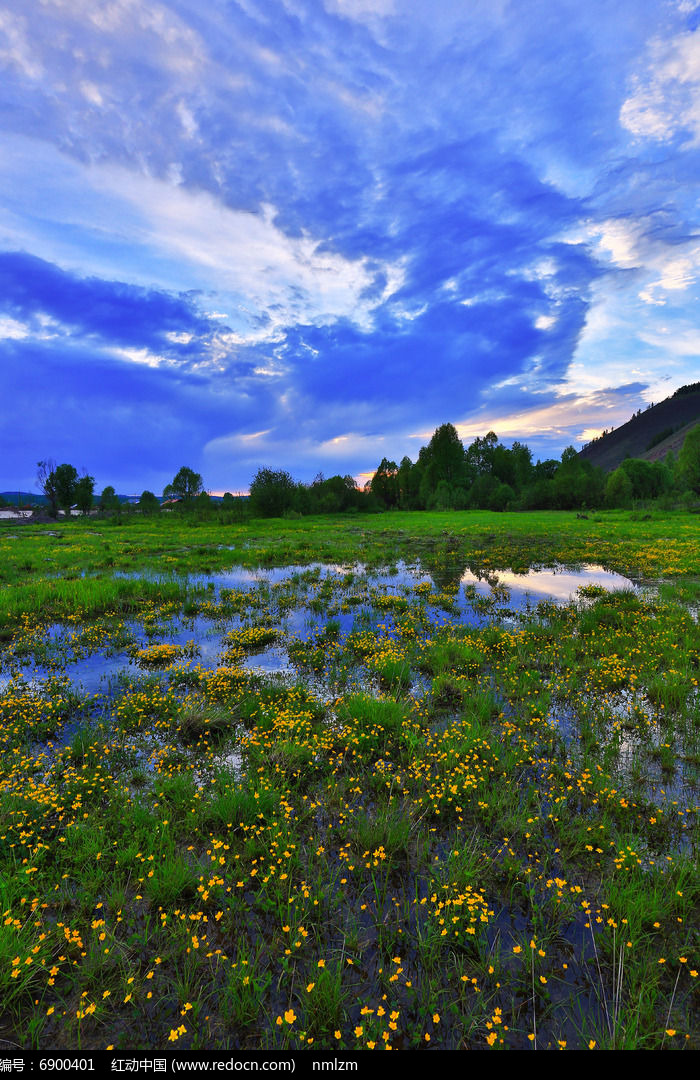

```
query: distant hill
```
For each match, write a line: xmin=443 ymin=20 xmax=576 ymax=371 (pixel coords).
xmin=579 ymin=384 xmax=700 ymax=472
xmin=0 ymin=490 xmax=144 ymax=507
xmin=0 ymin=491 xmax=47 ymax=506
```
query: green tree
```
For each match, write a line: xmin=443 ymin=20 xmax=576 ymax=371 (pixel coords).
xmin=552 ymin=448 xmax=604 ymax=509
xmin=74 ymin=474 xmax=95 ymax=515
xmin=426 ymin=424 xmax=467 ymax=485
xmin=467 ymin=472 xmax=498 ymax=508
xmin=559 ymin=446 xmax=580 ymax=471
xmin=535 ymin=459 xmax=559 ymax=481
xmin=432 ymin=478 xmax=453 ymax=510
xmin=308 ymin=474 xmax=361 ymax=514
xmin=139 ymin=490 xmax=160 ymax=514
xmin=370 ymin=458 xmax=399 ymax=509
xmin=168 ymin=466 xmax=204 ymax=501
xmin=510 ymin=441 xmax=534 ymax=491
xmin=465 ymin=431 xmax=499 ymax=475
xmin=618 ymin=457 xmax=670 ymax=500
xmin=488 ymin=481 xmax=515 ymax=511
xmin=37 ymin=459 xmax=59 ymax=516
xmin=605 ymin=467 xmax=633 ymax=508
xmin=397 ymin=456 xmax=422 ymax=509
xmin=418 ymin=423 xmax=469 ymax=508
xmin=100 ymin=485 xmax=120 ymax=512
xmin=249 ymin=468 xmax=297 ymax=517
xmin=491 ymin=445 xmax=516 ymax=489
xmin=52 ymin=464 xmax=79 ymax=513
xmin=677 ymin=424 xmax=700 ymax=493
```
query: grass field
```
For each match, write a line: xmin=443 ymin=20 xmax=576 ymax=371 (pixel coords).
xmin=0 ymin=510 xmax=698 ymax=1051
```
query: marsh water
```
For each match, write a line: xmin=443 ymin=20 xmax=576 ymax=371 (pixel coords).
xmin=2 ymin=560 xmax=638 ymax=694
xmin=5 ymin=557 xmax=695 ymax=812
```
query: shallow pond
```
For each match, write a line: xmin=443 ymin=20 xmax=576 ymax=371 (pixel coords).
xmin=1 ymin=561 xmax=640 ymax=695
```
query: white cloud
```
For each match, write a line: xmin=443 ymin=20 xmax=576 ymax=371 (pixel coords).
xmin=638 ymin=288 xmax=666 ymax=306
xmin=0 ymin=312 xmax=65 ymax=342
xmin=579 ymin=426 xmax=607 ymax=442
xmin=639 ymin=249 xmax=699 ymax=303
xmin=239 ymin=429 xmax=272 ymax=441
xmin=27 ymin=0 xmax=209 ymax=112
xmin=0 ymin=9 xmax=43 ymax=78
xmin=620 ymin=78 xmax=676 ymax=141
xmin=587 ymin=218 xmax=699 ymax=303
xmin=637 ymin=327 xmax=700 ymax=356
xmin=80 ymin=80 xmax=103 ymax=106
xmin=176 ymin=101 xmax=198 ymax=139
xmin=394 ymin=302 xmax=427 ymax=321
xmin=317 ymin=431 xmax=383 ymax=458
xmin=252 ymin=366 xmax=283 ymax=377
xmin=0 ymin=131 xmax=404 ymax=343
xmin=591 ymin=219 xmax=642 ymax=269
xmin=324 ymin=0 xmax=396 ymax=21
xmin=0 ymin=316 xmax=30 ymax=340
xmin=654 ymin=253 xmax=697 ymax=291
xmin=621 ymin=29 xmax=700 ymax=145
xmin=90 ymin=164 xmax=404 ymax=338
xmin=111 ymin=345 xmax=173 ymax=368
xmin=43 ymin=0 xmax=205 ymax=63
xmin=204 ymin=425 xmax=386 ymax=474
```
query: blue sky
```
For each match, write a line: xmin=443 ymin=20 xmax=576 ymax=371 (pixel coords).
xmin=2 ymin=0 xmax=700 ymax=495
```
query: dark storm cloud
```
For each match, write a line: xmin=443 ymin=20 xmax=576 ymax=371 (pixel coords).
xmin=0 ymin=252 xmax=214 ymax=355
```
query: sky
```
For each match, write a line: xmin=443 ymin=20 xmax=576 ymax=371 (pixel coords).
xmin=2 ymin=0 xmax=700 ymax=495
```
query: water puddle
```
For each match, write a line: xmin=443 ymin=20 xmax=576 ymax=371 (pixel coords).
xmin=472 ymin=565 xmax=634 ymax=604
xmin=551 ymin=693 xmax=698 ymax=818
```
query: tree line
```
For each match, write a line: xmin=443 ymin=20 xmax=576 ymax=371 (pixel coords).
xmin=21 ymin=422 xmax=700 ymax=521
xmin=249 ymin=422 xmax=700 ymax=516
xmin=29 ymin=463 xmax=210 ymax=517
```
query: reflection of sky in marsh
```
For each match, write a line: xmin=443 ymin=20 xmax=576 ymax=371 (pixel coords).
xmin=113 ymin=561 xmax=638 ymax=608
xmin=552 ymin=693 xmax=699 ymax=824
xmin=0 ymin=672 xmax=41 ymax=692
xmin=465 ymin=565 xmax=635 ymax=604
xmin=283 ymin=607 xmax=357 ymax=637
xmin=241 ymin=645 xmax=295 ymax=677
xmin=115 ymin=562 xmax=357 ymax=589
xmin=2 ymin=562 xmax=641 ymax=696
